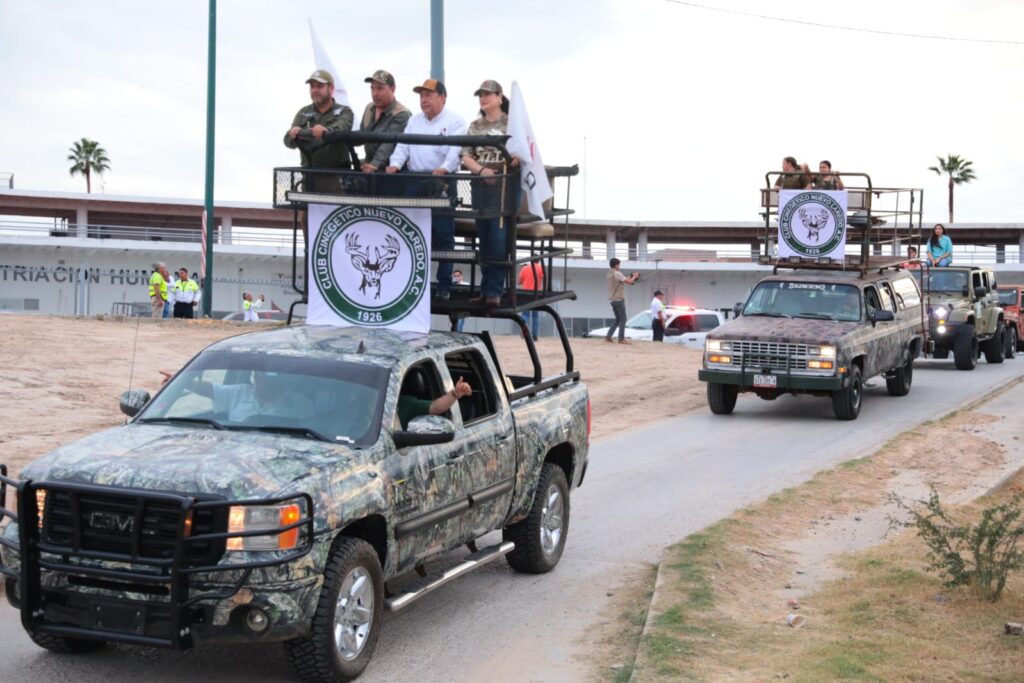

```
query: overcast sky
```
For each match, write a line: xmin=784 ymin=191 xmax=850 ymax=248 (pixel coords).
xmin=2 ymin=0 xmax=1022 ymax=223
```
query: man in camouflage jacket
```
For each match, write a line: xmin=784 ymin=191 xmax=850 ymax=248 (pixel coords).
xmin=283 ymin=69 xmax=354 ymax=170
xmin=359 ymin=69 xmax=412 ymax=173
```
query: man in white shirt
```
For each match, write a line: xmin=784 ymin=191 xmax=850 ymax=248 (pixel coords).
xmin=386 ymin=78 xmax=467 ymax=299
xmin=171 ymin=267 xmax=200 ymax=319
xmin=650 ymin=289 xmax=666 ymax=342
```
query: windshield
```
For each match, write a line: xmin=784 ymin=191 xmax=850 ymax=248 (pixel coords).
xmin=912 ymin=269 xmax=969 ymax=294
xmin=998 ymin=288 xmax=1019 ymax=307
xmin=744 ymin=281 xmax=862 ymax=322
xmin=625 ymin=311 xmax=653 ymax=329
xmin=139 ymin=351 xmax=390 ymax=447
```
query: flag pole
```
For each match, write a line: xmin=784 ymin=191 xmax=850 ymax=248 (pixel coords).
xmin=201 ymin=0 xmax=217 ymax=317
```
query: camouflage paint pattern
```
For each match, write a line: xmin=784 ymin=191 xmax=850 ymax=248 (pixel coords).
xmin=702 ymin=269 xmax=924 ymax=389
xmin=0 ymin=325 xmax=589 ymax=643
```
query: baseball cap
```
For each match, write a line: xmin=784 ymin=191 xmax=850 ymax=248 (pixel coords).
xmin=364 ymin=69 xmax=395 ymax=87
xmin=473 ymin=80 xmax=503 ymax=96
xmin=305 ymin=69 xmax=334 ymax=86
xmin=413 ymin=78 xmax=447 ymax=96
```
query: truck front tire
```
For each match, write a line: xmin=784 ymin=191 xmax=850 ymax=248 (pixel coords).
xmin=285 ymin=537 xmax=383 ymax=683
xmin=983 ymin=325 xmax=1005 ymax=364
xmin=1006 ymin=325 xmax=1018 ymax=359
xmin=953 ymin=324 xmax=978 ymax=370
xmin=832 ymin=366 xmax=862 ymax=420
xmin=706 ymin=382 xmax=738 ymax=415
xmin=504 ymin=463 xmax=569 ymax=574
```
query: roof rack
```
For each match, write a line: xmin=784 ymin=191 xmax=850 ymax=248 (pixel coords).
xmin=273 ymin=131 xmax=579 ymax=321
xmin=758 ymin=172 xmax=924 ymax=275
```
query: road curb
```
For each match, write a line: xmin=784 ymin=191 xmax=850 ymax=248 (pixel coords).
xmin=626 ymin=368 xmax=1024 ymax=682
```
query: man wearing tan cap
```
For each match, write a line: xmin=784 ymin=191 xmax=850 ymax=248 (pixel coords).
xmin=283 ymin=69 xmax=354 ymax=170
xmin=387 ymin=79 xmax=467 ymax=298
xmin=359 ymin=70 xmax=411 ymax=173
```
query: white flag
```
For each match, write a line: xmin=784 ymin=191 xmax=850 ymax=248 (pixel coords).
xmin=507 ymin=81 xmax=553 ymax=219
xmin=308 ymin=19 xmax=353 ymax=112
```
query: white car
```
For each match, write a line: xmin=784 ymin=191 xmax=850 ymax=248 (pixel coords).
xmin=585 ymin=306 xmax=724 ymax=349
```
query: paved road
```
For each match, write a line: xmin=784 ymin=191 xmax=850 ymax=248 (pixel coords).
xmin=1 ymin=358 xmax=1022 ymax=682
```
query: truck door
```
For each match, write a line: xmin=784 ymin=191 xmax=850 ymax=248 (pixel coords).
xmin=443 ymin=348 xmax=516 ymax=539
xmin=862 ymin=285 xmax=891 ymax=376
xmin=388 ymin=361 xmax=473 ymax=569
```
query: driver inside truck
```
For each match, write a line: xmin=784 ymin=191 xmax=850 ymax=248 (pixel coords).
xmin=396 ymin=371 xmax=473 ymax=429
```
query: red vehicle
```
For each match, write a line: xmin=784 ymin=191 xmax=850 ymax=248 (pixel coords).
xmin=998 ymin=283 xmax=1023 ymax=355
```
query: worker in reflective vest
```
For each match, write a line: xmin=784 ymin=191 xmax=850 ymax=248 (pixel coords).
xmin=172 ymin=268 xmax=200 ymax=319
xmin=149 ymin=262 xmax=169 ymax=319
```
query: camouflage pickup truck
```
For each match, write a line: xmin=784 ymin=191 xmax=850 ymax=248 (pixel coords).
xmin=911 ymin=266 xmax=1009 ymax=369
xmin=698 ymin=267 xmax=925 ymax=420
xmin=0 ymin=325 xmax=589 ymax=681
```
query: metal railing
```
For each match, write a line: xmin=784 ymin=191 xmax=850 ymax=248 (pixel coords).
xmin=2 ymin=219 xmax=1020 ymax=265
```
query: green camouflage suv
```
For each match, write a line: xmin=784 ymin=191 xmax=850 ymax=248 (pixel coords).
xmin=699 ymin=266 xmax=925 ymax=420
xmin=912 ymin=266 xmax=1007 ymax=370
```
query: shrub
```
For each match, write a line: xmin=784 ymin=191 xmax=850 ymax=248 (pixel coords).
xmin=892 ymin=489 xmax=1024 ymax=602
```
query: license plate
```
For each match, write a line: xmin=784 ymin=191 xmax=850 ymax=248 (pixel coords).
xmin=753 ymin=374 xmax=777 ymax=388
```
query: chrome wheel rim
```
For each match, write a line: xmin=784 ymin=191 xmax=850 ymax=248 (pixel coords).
xmin=540 ymin=483 xmax=564 ymax=555
xmin=852 ymin=377 xmax=861 ymax=409
xmin=333 ymin=566 xmax=374 ymax=661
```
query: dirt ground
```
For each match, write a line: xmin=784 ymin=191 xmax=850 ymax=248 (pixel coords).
xmin=626 ymin=397 xmax=1024 ymax=681
xmin=0 ymin=314 xmax=704 ymax=476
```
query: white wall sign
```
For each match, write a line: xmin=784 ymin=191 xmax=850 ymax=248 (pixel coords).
xmin=778 ymin=190 xmax=848 ymax=260
xmin=307 ymin=204 xmax=432 ymax=331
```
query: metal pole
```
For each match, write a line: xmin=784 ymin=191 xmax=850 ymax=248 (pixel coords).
xmin=201 ymin=0 xmax=217 ymax=317
xmin=430 ymin=0 xmax=444 ymax=82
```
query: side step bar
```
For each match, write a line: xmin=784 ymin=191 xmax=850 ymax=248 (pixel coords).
xmin=385 ymin=541 xmax=514 ymax=612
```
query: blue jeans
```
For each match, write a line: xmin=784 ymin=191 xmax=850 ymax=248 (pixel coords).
xmin=404 ymin=173 xmax=455 ymax=293
xmin=520 ymin=310 xmax=540 ymax=339
xmin=476 ymin=216 xmax=508 ymax=298
xmin=935 ymin=257 xmax=952 ymax=267
xmin=162 ymin=300 xmax=171 ymax=318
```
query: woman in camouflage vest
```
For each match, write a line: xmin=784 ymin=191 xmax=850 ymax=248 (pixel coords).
xmin=461 ymin=80 xmax=519 ymax=307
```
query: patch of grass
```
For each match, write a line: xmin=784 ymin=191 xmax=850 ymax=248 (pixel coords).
xmin=840 ymin=457 xmax=869 ymax=469
xmin=884 ymin=567 xmax=923 ymax=586
xmin=846 ymin=599 xmax=877 ymax=626
xmin=807 ymin=640 xmax=887 ymax=681
xmin=858 ymin=557 xmax=886 ymax=570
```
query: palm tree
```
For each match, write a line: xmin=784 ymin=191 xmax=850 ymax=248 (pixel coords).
xmin=928 ymin=154 xmax=976 ymax=223
xmin=67 ymin=138 xmax=111 ymax=193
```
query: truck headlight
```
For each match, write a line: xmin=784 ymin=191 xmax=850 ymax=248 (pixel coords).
xmin=932 ymin=306 xmax=948 ymax=319
xmin=706 ymin=340 xmax=732 ymax=352
xmin=227 ymin=503 xmax=302 ymax=551
xmin=808 ymin=345 xmax=836 ymax=358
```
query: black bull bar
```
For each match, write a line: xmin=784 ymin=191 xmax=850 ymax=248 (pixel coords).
xmin=0 ymin=465 xmax=314 ymax=649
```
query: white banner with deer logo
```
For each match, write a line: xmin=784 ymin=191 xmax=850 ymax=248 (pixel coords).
xmin=307 ymin=204 xmax=432 ymax=331
xmin=777 ymin=190 xmax=848 ymax=261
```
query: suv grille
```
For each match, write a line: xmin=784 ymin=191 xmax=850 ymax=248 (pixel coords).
xmin=730 ymin=341 xmax=809 ymax=371
xmin=42 ymin=490 xmax=224 ymax=564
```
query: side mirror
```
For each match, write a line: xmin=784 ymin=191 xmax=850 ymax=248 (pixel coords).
xmin=869 ymin=309 xmax=895 ymax=324
xmin=392 ymin=415 xmax=456 ymax=448
xmin=974 ymin=286 xmax=987 ymax=298
xmin=732 ymin=302 xmax=743 ymax=317
xmin=120 ymin=389 xmax=151 ymax=417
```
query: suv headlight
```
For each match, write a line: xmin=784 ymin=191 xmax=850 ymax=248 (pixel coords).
xmin=227 ymin=503 xmax=303 ymax=551
xmin=932 ymin=306 xmax=948 ymax=319
xmin=808 ymin=345 xmax=836 ymax=358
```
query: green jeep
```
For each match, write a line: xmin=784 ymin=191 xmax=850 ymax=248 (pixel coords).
xmin=912 ymin=266 xmax=1006 ymax=369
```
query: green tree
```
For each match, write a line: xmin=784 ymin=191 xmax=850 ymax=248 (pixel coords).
xmin=67 ymin=138 xmax=111 ymax=193
xmin=928 ymin=154 xmax=976 ymax=223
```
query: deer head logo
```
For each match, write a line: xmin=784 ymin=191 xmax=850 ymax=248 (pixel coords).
xmin=798 ymin=208 xmax=830 ymax=242
xmin=345 ymin=233 xmax=401 ymax=299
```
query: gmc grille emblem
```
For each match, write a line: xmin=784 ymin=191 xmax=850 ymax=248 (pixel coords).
xmin=88 ymin=511 xmax=133 ymax=533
